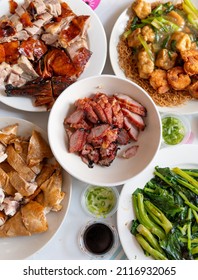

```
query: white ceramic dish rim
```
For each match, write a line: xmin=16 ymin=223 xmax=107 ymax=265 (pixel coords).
xmin=0 ymin=0 xmax=107 ymax=112
xmin=109 ymin=0 xmax=198 ymax=115
xmin=48 ymin=74 xmax=162 ymax=187
xmin=117 ymin=144 xmax=198 ymax=260
xmin=0 ymin=117 xmax=72 ymax=260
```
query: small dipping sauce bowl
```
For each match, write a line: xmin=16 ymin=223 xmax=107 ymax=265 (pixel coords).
xmin=78 ymin=220 xmax=119 ymax=259
xmin=81 ymin=185 xmax=119 ymax=218
xmin=161 ymin=113 xmax=191 ymax=147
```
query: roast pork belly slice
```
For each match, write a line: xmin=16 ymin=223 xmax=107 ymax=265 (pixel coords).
xmin=18 ymin=55 xmax=39 ymax=80
xmin=6 ymin=72 xmax=26 ymax=87
xmin=9 ymin=14 xmax=23 ymax=32
xmin=0 ymin=18 xmax=16 ymax=43
xmin=25 ymin=24 xmax=41 ymax=36
xmin=19 ymin=37 xmax=47 ymax=61
xmin=0 ymin=62 xmax=25 ymax=87
xmin=15 ymin=5 xmax=26 ymax=17
xmin=33 ymin=18 xmax=45 ymax=29
xmin=66 ymin=38 xmax=88 ymax=59
xmin=66 ymin=38 xmax=92 ymax=76
xmin=122 ymin=108 xmax=146 ymax=130
xmin=45 ymin=0 xmax=62 ymax=17
xmin=39 ymin=12 xmax=53 ymax=24
xmin=21 ymin=0 xmax=32 ymax=10
xmin=42 ymin=9 xmax=75 ymax=43
xmin=14 ymin=30 xmax=29 ymax=41
xmin=114 ymin=93 xmax=147 ymax=117
xmin=33 ymin=0 xmax=47 ymax=15
xmin=43 ymin=21 xmax=63 ymax=35
xmin=123 ymin=117 xmax=139 ymax=141
xmin=41 ymin=33 xmax=58 ymax=45
xmin=0 ymin=62 xmax=12 ymax=86
xmin=58 ymin=15 xmax=90 ymax=48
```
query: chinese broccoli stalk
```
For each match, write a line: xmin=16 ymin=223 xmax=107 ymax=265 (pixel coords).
xmin=136 ymin=234 xmax=167 ymax=260
xmin=131 ymin=166 xmax=198 ymax=259
xmin=183 ymin=0 xmax=198 ymax=29
xmin=132 ymin=192 xmax=166 ymax=240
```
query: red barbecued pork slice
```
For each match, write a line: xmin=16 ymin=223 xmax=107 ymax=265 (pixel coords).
xmin=122 ymin=108 xmax=145 ymax=130
xmin=123 ymin=117 xmax=139 ymax=141
xmin=114 ymin=93 xmax=147 ymax=117
xmin=68 ymin=129 xmax=87 ymax=153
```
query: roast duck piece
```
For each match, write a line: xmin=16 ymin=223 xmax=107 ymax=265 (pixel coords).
xmin=0 ymin=0 xmax=92 ymax=110
xmin=0 ymin=123 xmax=65 ymax=237
xmin=64 ymin=92 xmax=147 ymax=168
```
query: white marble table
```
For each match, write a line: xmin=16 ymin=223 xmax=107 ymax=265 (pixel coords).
xmin=0 ymin=0 xmax=197 ymax=260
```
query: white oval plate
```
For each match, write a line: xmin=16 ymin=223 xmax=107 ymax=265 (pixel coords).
xmin=109 ymin=0 xmax=198 ymax=115
xmin=0 ymin=0 xmax=107 ymax=112
xmin=0 ymin=117 xmax=72 ymax=260
xmin=117 ymin=144 xmax=198 ymax=260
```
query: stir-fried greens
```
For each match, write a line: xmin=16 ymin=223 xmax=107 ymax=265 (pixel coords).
xmin=131 ymin=166 xmax=198 ymax=260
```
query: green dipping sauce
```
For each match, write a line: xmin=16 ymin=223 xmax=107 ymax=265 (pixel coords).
xmin=85 ymin=186 xmax=117 ymax=218
xmin=162 ymin=116 xmax=185 ymax=145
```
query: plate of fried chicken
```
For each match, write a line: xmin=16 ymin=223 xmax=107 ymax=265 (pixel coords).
xmin=0 ymin=0 xmax=107 ymax=111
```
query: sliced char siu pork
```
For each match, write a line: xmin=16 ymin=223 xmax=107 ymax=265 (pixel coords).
xmin=68 ymin=129 xmax=88 ymax=153
xmin=114 ymin=93 xmax=147 ymax=117
xmin=121 ymin=145 xmax=139 ymax=159
xmin=122 ymin=107 xmax=146 ymax=130
xmin=64 ymin=92 xmax=147 ymax=167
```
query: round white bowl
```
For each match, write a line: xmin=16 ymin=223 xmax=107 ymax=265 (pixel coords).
xmin=81 ymin=185 xmax=120 ymax=218
xmin=161 ymin=113 xmax=191 ymax=148
xmin=48 ymin=75 xmax=162 ymax=186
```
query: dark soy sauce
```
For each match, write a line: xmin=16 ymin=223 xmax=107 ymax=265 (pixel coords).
xmin=83 ymin=223 xmax=114 ymax=255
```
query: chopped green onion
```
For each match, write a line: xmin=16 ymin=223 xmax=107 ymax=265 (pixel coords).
xmin=137 ymin=34 xmax=154 ymax=61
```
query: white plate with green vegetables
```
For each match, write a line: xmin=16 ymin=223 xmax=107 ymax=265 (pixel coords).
xmin=117 ymin=144 xmax=198 ymax=260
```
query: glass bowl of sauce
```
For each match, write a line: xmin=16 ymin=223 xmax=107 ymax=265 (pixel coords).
xmin=78 ymin=220 xmax=119 ymax=259
xmin=161 ymin=114 xmax=191 ymax=147
xmin=81 ymin=185 xmax=119 ymax=218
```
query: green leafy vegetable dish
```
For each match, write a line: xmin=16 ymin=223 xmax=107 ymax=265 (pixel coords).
xmin=131 ymin=166 xmax=198 ymax=260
